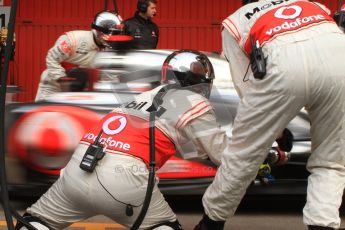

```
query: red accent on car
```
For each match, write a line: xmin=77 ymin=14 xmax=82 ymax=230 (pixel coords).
xmin=105 ymin=35 xmax=134 ymax=41
xmin=157 ymin=156 xmax=217 ymax=179
xmin=7 ymin=105 xmax=102 ymax=175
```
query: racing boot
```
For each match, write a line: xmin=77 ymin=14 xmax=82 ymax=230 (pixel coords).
xmin=307 ymin=226 xmax=345 ymax=230
xmin=194 ymin=213 xmax=225 ymax=230
xmin=149 ymin=220 xmax=183 ymax=230
xmin=15 ymin=213 xmax=50 ymax=230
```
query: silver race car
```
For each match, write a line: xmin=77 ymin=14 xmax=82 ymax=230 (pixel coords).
xmin=5 ymin=49 xmax=311 ymax=196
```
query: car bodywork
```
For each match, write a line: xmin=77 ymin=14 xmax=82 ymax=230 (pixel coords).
xmin=5 ymin=49 xmax=311 ymax=196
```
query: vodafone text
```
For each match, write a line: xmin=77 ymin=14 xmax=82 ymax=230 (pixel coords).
xmin=266 ymin=14 xmax=325 ymax=35
xmin=84 ymin=132 xmax=131 ymax=151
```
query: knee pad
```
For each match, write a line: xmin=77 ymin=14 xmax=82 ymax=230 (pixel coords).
xmin=15 ymin=213 xmax=50 ymax=230
xmin=149 ymin=220 xmax=183 ymax=230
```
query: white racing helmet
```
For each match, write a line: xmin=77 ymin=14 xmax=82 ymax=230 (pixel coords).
xmin=161 ymin=49 xmax=215 ymax=98
xmin=92 ymin=11 xmax=133 ymax=49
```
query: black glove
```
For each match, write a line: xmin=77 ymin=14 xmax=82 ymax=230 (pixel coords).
xmin=334 ymin=8 xmax=345 ymax=29
xmin=59 ymin=68 xmax=89 ymax=92
xmin=194 ymin=213 xmax=225 ymax=230
xmin=276 ymin=128 xmax=293 ymax=152
xmin=334 ymin=13 xmax=340 ymax=24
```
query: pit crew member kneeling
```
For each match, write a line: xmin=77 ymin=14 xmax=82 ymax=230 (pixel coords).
xmin=15 ymin=50 xmax=230 ymax=230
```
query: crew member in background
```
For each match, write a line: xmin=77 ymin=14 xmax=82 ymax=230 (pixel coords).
xmin=35 ymin=11 xmax=133 ymax=101
xmin=195 ymin=0 xmax=345 ymax=230
xmin=15 ymin=50 xmax=230 ymax=230
xmin=124 ymin=0 xmax=159 ymax=49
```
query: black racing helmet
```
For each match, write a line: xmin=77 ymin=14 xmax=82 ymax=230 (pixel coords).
xmin=91 ymin=11 xmax=133 ymax=49
xmin=161 ymin=49 xmax=215 ymax=98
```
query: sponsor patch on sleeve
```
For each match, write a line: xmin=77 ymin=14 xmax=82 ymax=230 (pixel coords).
xmin=60 ymin=40 xmax=72 ymax=54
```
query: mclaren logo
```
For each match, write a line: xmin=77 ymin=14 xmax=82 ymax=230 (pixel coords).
xmin=245 ymin=0 xmax=291 ymax=19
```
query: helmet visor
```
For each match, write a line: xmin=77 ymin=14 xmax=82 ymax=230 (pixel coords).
xmin=161 ymin=50 xmax=215 ymax=95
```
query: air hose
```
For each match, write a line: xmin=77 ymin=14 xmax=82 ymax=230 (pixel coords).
xmin=0 ymin=1 xmax=38 ymax=229
xmin=130 ymin=85 xmax=173 ymax=230
xmin=0 ymin=1 xmax=18 ymax=229
xmin=130 ymin=111 xmax=157 ymax=230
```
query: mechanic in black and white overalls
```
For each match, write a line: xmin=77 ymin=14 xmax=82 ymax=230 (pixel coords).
xmin=194 ymin=1 xmax=345 ymax=230
xmin=35 ymin=11 xmax=133 ymax=101
xmin=16 ymin=50 xmax=233 ymax=230
xmin=124 ymin=0 xmax=159 ymax=49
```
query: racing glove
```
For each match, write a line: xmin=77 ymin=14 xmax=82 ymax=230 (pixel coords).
xmin=276 ymin=128 xmax=293 ymax=152
xmin=194 ymin=213 xmax=225 ymax=230
xmin=334 ymin=10 xmax=345 ymax=29
xmin=58 ymin=68 xmax=89 ymax=92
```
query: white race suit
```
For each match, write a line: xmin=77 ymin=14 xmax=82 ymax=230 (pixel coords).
xmin=35 ymin=30 xmax=99 ymax=101
xmin=202 ymin=0 xmax=345 ymax=229
xmin=26 ymin=85 xmax=229 ymax=229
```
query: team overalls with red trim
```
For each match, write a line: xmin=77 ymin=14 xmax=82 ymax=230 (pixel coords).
xmin=81 ymin=111 xmax=176 ymax=169
xmin=223 ymin=1 xmax=335 ymax=56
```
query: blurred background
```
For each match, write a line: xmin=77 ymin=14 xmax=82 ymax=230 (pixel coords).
xmin=0 ymin=0 xmax=339 ymax=102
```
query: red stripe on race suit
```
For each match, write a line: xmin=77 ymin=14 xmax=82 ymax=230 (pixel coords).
xmin=175 ymin=101 xmax=212 ymax=129
xmin=81 ymin=111 xmax=176 ymax=169
xmin=244 ymin=1 xmax=334 ymax=54
xmin=223 ymin=18 xmax=241 ymax=42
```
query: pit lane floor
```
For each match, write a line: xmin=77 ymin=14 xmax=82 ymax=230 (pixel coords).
xmin=1 ymin=195 xmax=345 ymax=230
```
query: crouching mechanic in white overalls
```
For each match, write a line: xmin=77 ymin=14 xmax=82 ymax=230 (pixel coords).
xmin=15 ymin=50 xmax=231 ymax=230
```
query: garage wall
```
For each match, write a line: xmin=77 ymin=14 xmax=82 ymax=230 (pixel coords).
xmin=2 ymin=0 xmax=339 ymax=101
